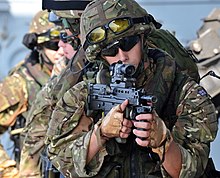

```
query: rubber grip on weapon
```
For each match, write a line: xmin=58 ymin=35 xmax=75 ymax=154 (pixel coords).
xmin=115 ymin=137 xmax=127 ymax=143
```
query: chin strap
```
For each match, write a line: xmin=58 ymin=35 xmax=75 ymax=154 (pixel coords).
xmin=39 ymin=50 xmax=54 ymax=72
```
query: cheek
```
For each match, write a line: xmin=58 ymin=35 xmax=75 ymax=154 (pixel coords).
xmin=130 ymin=43 xmax=142 ymax=66
xmin=45 ymin=49 xmax=56 ymax=57
xmin=51 ymin=51 xmax=58 ymax=57
xmin=58 ymin=40 xmax=65 ymax=47
xmin=104 ymin=56 xmax=119 ymax=65
xmin=57 ymin=47 xmax=64 ymax=54
xmin=64 ymin=44 xmax=74 ymax=52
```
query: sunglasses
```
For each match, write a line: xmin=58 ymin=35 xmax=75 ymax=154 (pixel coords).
xmin=38 ymin=27 xmax=61 ymax=44
xmin=100 ymin=35 xmax=140 ymax=57
xmin=43 ymin=27 xmax=61 ymax=38
xmin=60 ymin=32 xmax=81 ymax=50
xmin=44 ymin=41 xmax=59 ymax=51
xmin=86 ymin=16 xmax=150 ymax=45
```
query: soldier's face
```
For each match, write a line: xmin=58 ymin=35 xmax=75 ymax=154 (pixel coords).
xmin=103 ymin=40 xmax=142 ymax=68
xmin=58 ymin=29 xmax=77 ymax=60
xmin=44 ymin=47 xmax=62 ymax=64
xmin=54 ymin=46 xmax=64 ymax=61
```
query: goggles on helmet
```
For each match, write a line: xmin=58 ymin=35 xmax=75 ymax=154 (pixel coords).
xmin=44 ymin=27 xmax=61 ymax=38
xmin=37 ymin=27 xmax=61 ymax=43
xmin=101 ymin=35 xmax=140 ymax=57
xmin=44 ymin=41 xmax=59 ymax=51
xmin=60 ymin=32 xmax=81 ymax=50
xmin=86 ymin=16 xmax=150 ymax=45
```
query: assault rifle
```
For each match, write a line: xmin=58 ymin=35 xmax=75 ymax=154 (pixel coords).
xmin=87 ymin=61 xmax=157 ymax=121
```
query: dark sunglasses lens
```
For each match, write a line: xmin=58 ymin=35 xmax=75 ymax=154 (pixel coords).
xmin=44 ymin=41 xmax=59 ymax=51
xmin=120 ymin=35 xmax=139 ymax=51
xmin=101 ymin=36 xmax=139 ymax=57
xmin=101 ymin=45 xmax=118 ymax=57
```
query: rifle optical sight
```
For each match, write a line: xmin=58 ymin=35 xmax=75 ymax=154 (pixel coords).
xmin=110 ymin=61 xmax=135 ymax=77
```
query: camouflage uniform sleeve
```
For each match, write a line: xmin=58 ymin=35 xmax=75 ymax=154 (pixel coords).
xmin=47 ymin=81 xmax=107 ymax=177
xmin=162 ymin=80 xmax=218 ymax=177
xmin=0 ymin=73 xmax=28 ymax=127
xmin=19 ymin=78 xmax=57 ymax=178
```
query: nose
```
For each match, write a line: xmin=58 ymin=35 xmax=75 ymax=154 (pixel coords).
xmin=58 ymin=40 xmax=66 ymax=48
xmin=117 ymin=48 xmax=128 ymax=62
xmin=55 ymin=47 xmax=64 ymax=60
xmin=57 ymin=47 xmax=64 ymax=55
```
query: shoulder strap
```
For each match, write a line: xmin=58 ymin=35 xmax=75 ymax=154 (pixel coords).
xmin=161 ymin=71 xmax=189 ymax=130
xmin=147 ymin=28 xmax=200 ymax=83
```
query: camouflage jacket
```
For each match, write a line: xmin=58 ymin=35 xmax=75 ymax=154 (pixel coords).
xmin=46 ymin=49 xmax=218 ymax=178
xmin=0 ymin=51 xmax=51 ymax=128
xmin=19 ymin=48 xmax=95 ymax=177
xmin=0 ymin=50 xmax=52 ymax=177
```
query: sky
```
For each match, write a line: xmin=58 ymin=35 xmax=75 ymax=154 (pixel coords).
xmin=0 ymin=0 xmax=220 ymax=171
xmin=138 ymin=1 xmax=220 ymax=46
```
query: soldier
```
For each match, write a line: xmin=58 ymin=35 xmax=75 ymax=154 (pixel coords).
xmin=50 ymin=10 xmax=80 ymax=78
xmin=0 ymin=10 xmax=62 ymax=177
xmin=19 ymin=7 xmax=91 ymax=178
xmin=46 ymin=0 xmax=218 ymax=177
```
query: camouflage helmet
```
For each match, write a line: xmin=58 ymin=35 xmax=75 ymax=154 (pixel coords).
xmin=53 ymin=10 xmax=83 ymax=19
xmin=29 ymin=10 xmax=61 ymax=44
xmin=52 ymin=10 xmax=83 ymax=35
xmin=81 ymin=0 xmax=155 ymax=61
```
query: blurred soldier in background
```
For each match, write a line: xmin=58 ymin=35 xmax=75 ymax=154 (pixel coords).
xmin=50 ymin=11 xmax=80 ymax=78
xmin=0 ymin=10 xmax=62 ymax=177
xmin=19 ymin=7 xmax=87 ymax=178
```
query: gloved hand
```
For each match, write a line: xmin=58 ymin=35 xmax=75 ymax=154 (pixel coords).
xmin=134 ymin=110 xmax=173 ymax=159
xmin=100 ymin=99 xmax=131 ymax=138
xmin=100 ymin=104 xmax=124 ymax=138
xmin=150 ymin=111 xmax=173 ymax=159
xmin=0 ymin=160 xmax=19 ymax=178
xmin=149 ymin=110 xmax=170 ymax=148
